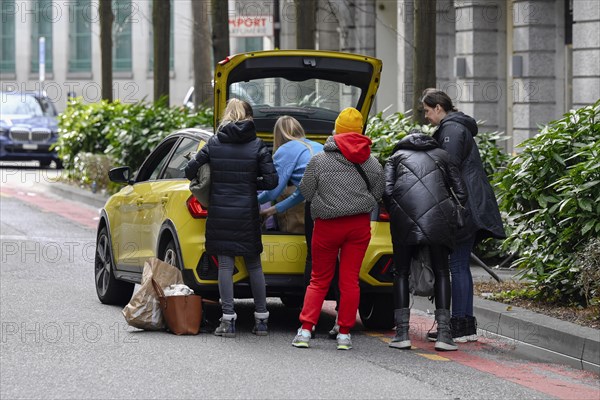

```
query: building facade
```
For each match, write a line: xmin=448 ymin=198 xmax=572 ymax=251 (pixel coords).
xmin=1 ymin=0 xmax=598 ymax=153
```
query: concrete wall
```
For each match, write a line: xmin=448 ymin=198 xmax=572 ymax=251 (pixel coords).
xmin=454 ymin=0 xmax=506 ymax=135
xmin=511 ymin=0 xmax=563 ymax=147
xmin=572 ymin=0 xmax=600 ymax=109
xmin=376 ymin=0 xmax=398 ymax=114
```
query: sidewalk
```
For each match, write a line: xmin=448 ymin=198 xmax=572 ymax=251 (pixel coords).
xmin=45 ymin=180 xmax=599 ymax=374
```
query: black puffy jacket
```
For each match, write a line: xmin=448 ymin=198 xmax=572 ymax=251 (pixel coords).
xmin=434 ymin=112 xmax=506 ymax=244
xmin=185 ymin=121 xmax=278 ymax=256
xmin=383 ymin=134 xmax=467 ymax=249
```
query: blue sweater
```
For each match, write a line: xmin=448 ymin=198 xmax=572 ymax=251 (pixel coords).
xmin=258 ymin=138 xmax=323 ymax=212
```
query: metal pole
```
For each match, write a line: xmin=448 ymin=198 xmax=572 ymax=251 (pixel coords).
xmin=470 ymin=253 xmax=503 ymax=283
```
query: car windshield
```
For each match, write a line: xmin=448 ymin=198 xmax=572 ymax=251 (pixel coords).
xmin=0 ymin=94 xmax=56 ymax=117
xmin=229 ymin=78 xmax=362 ymax=121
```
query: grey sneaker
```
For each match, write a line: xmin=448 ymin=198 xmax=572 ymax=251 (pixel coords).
xmin=336 ymin=333 xmax=352 ymax=350
xmin=214 ymin=315 xmax=236 ymax=338
xmin=292 ymin=328 xmax=311 ymax=348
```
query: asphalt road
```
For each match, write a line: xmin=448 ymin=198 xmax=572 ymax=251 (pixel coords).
xmin=1 ymin=166 xmax=599 ymax=399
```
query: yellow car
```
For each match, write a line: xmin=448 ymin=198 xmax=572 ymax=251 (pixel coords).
xmin=95 ymin=50 xmax=395 ymax=329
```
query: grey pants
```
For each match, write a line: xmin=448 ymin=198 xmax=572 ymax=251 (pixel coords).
xmin=217 ymin=254 xmax=268 ymax=315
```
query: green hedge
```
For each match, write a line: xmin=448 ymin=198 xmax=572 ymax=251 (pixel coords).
xmin=55 ymin=97 xmax=213 ymax=174
xmin=496 ymin=100 xmax=600 ymax=305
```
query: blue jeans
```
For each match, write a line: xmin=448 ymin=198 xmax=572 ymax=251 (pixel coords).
xmin=449 ymin=239 xmax=475 ymax=318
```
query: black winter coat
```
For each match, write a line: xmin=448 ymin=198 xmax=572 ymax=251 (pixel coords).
xmin=184 ymin=121 xmax=278 ymax=256
xmin=434 ymin=112 xmax=506 ymax=244
xmin=383 ymin=134 xmax=467 ymax=249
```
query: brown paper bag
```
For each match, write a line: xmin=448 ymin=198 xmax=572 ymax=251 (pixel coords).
xmin=122 ymin=258 xmax=183 ymax=330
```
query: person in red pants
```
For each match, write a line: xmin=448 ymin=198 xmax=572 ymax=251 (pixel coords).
xmin=292 ymin=107 xmax=384 ymax=350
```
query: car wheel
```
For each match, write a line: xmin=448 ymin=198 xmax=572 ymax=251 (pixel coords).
xmin=358 ymin=294 xmax=394 ymax=330
xmin=280 ymin=295 xmax=304 ymax=308
xmin=95 ymin=226 xmax=134 ymax=305
xmin=161 ymin=239 xmax=180 ymax=269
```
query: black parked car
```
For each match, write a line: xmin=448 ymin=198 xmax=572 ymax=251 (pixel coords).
xmin=0 ymin=91 xmax=61 ymax=168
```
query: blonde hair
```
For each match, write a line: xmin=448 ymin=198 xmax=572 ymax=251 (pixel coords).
xmin=273 ymin=116 xmax=306 ymax=153
xmin=218 ymin=98 xmax=253 ymax=130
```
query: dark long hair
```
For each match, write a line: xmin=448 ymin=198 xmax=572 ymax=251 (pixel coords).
xmin=420 ymin=88 xmax=458 ymax=112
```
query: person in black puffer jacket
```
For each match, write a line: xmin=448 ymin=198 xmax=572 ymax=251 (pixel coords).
xmin=383 ymin=132 xmax=467 ymax=352
xmin=420 ymin=88 xmax=506 ymax=343
xmin=185 ymin=99 xmax=278 ymax=338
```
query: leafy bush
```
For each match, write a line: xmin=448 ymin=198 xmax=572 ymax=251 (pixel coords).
xmin=496 ymin=100 xmax=600 ymax=305
xmin=55 ymin=97 xmax=213 ymax=184
xmin=365 ymin=110 xmax=434 ymax=163
xmin=55 ymin=98 xmax=121 ymax=170
xmin=71 ymin=152 xmax=118 ymax=194
xmin=103 ymin=97 xmax=212 ymax=172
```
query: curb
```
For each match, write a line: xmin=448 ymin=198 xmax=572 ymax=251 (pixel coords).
xmin=412 ymin=296 xmax=599 ymax=373
xmin=44 ymin=181 xmax=600 ymax=374
xmin=46 ymin=181 xmax=109 ymax=210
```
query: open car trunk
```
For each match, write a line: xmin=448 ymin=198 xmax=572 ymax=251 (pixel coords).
xmin=213 ymin=50 xmax=383 ymax=143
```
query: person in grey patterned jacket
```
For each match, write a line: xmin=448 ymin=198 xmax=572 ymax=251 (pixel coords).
xmin=292 ymin=107 xmax=384 ymax=350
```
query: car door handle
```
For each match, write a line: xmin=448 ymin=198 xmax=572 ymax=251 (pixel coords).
xmin=136 ymin=199 xmax=144 ymax=207
xmin=161 ymin=196 xmax=169 ymax=205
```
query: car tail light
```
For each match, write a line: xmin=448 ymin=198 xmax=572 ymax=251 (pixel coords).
xmin=378 ymin=203 xmax=390 ymax=222
xmin=186 ymin=196 xmax=208 ymax=218
xmin=368 ymin=255 xmax=394 ymax=283
xmin=218 ymin=57 xmax=230 ymax=65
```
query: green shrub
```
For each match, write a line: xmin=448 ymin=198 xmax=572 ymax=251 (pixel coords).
xmin=496 ymin=100 xmax=600 ymax=305
xmin=365 ymin=110 xmax=434 ymax=164
xmin=55 ymin=97 xmax=213 ymax=179
xmin=55 ymin=98 xmax=121 ymax=170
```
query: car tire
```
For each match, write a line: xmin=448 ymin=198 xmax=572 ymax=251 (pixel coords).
xmin=280 ymin=295 xmax=304 ymax=308
xmin=95 ymin=226 xmax=134 ymax=305
xmin=358 ymin=294 xmax=394 ymax=330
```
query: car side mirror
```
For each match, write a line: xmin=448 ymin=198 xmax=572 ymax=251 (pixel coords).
xmin=108 ymin=166 xmax=133 ymax=185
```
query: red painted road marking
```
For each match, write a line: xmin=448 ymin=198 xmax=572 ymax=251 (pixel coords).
xmin=399 ymin=313 xmax=600 ymax=400
xmin=1 ymin=186 xmax=99 ymax=229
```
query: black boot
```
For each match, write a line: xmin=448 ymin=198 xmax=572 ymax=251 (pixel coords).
xmin=464 ymin=315 xmax=478 ymax=342
xmin=434 ymin=309 xmax=457 ymax=351
xmin=427 ymin=317 xmax=464 ymax=342
xmin=451 ymin=316 xmax=467 ymax=343
xmin=389 ymin=308 xmax=411 ymax=349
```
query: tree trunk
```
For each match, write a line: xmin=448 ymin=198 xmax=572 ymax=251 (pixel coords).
xmin=192 ymin=0 xmax=213 ymax=108
xmin=211 ymin=0 xmax=230 ymax=65
xmin=153 ymin=0 xmax=170 ymax=105
xmin=99 ymin=0 xmax=113 ymax=102
xmin=296 ymin=0 xmax=316 ymax=49
xmin=412 ymin=0 xmax=436 ymax=124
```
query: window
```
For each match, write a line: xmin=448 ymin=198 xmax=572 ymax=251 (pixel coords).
xmin=69 ymin=0 xmax=92 ymax=72
xmin=113 ymin=0 xmax=132 ymax=71
xmin=136 ymin=138 xmax=178 ymax=182
xmin=1 ymin=0 xmax=16 ymax=73
xmin=148 ymin=0 xmax=174 ymax=71
xmin=163 ymin=138 xmax=199 ymax=179
xmin=31 ymin=0 xmax=53 ymax=73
